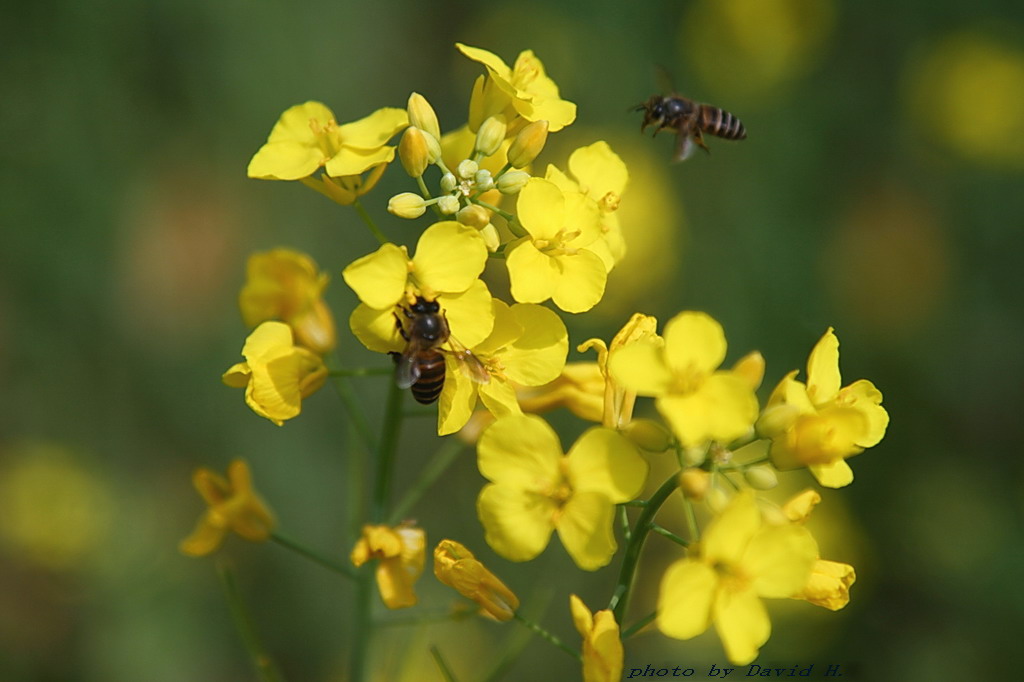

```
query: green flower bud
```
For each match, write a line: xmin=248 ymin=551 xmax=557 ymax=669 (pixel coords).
xmin=440 ymin=172 xmax=458 ymax=193
xmin=622 ymin=419 xmax=673 ymax=452
xmin=475 ymin=116 xmax=508 ymax=157
xmin=743 ymin=465 xmax=778 ymax=491
xmin=457 ymin=204 xmax=490 ymax=228
xmin=495 ymin=170 xmax=531 ymax=194
xmin=474 ymin=169 xmax=495 ymax=192
xmin=457 ymin=159 xmax=479 ymax=180
xmin=387 ymin=192 xmax=427 ymax=219
xmin=437 ymin=195 xmax=460 ymax=215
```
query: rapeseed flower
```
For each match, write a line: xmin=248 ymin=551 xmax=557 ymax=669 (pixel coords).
xmin=433 ymin=539 xmax=519 ymax=621
xmin=180 ymin=459 xmax=275 ymax=557
xmin=351 ymin=523 xmax=426 ymax=609
xmin=579 ymin=312 xmax=659 ymax=429
xmin=570 ymin=595 xmax=623 ymax=682
xmin=781 ymin=490 xmax=856 ymax=610
xmin=222 ymin=321 xmax=327 ymax=425
xmin=476 ymin=414 xmax=647 ymax=570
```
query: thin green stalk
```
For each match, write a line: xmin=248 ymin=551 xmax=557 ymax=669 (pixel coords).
xmin=349 ymin=567 xmax=373 ymax=682
xmin=372 ymin=379 xmax=405 ymax=522
xmin=387 ymin=437 xmax=464 ymax=525
xmin=352 ymin=198 xmax=389 ymax=245
xmin=608 ymin=472 xmax=681 ymax=623
xmin=619 ymin=505 xmax=632 ymax=542
xmin=327 ymin=370 xmax=377 ymax=455
xmin=217 ymin=561 xmax=285 ymax=682
xmin=513 ymin=612 xmax=581 ymax=661
xmin=621 ymin=611 xmax=657 ymax=640
xmin=430 ymin=645 xmax=460 ymax=682
xmin=469 ymin=198 xmax=521 ymax=235
xmin=683 ymin=494 xmax=699 ymax=543
xmin=270 ymin=532 xmax=356 ymax=580
xmin=649 ymin=523 xmax=689 ymax=547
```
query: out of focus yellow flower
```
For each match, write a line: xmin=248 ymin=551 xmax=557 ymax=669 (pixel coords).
xmin=222 ymin=321 xmax=327 ymax=425
xmin=570 ymin=595 xmax=623 ymax=682
xmin=457 ymin=43 xmax=576 ymax=133
xmin=757 ymin=328 xmax=888 ymax=488
xmin=247 ymin=101 xmax=407 ymax=180
xmin=433 ymin=539 xmax=519 ymax=621
xmin=351 ymin=524 xmax=426 ymax=609
xmin=437 ymin=299 xmax=568 ymax=436
xmin=907 ymin=32 xmax=1024 ymax=167
xmin=781 ymin=489 xmax=856 ymax=610
xmin=476 ymin=414 xmax=647 ymax=570
xmin=239 ymin=248 xmax=336 ymax=354
xmin=609 ymin=311 xmax=759 ymax=447
xmin=657 ymin=493 xmax=817 ymax=665
xmin=180 ymin=459 xmax=275 ymax=557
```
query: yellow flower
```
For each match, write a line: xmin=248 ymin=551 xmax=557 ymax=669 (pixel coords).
xmin=351 ymin=524 xmax=426 ymax=609
xmin=657 ymin=493 xmax=817 ymax=665
xmin=570 ymin=595 xmax=623 ymax=682
xmin=222 ymin=321 xmax=327 ymax=425
xmin=180 ymin=459 xmax=275 ymax=557
xmin=433 ymin=539 xmax=520 ymax=621
xmin=579 ymin=312 xmax=660 ymax=429
xmin=608 ymin=311 xmax=759 ymax=447
xmin=344 ymin=221 xmax=495 ymax=352
xmin=238 ymin=248 xmax=336 ymax=354
xmin=781 ymin=489 xmax=856 ymax=611
xmin=457 ymin=43 xmax=576 ymax=133
xmin=301 ymin=163 xmax=389 ymax=206
xmin=506 ymin=177 xmax=606 ymax=313
xmin=546 ymin=141 xmax=629 ymax=271
xmin=518 ymin=362 xmax=607 ymax=423
xmin=757 ymin=327 xmax=888 ymax=488
xmin=247 ymin=101 xmax=407 ymax=180
xmin=476 ymin=414 xmax=648 ymax=570
xmin=438 ymin=299 xmax=568 ymax=436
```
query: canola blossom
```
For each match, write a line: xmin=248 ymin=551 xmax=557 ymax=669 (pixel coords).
xmin=180 ymin=459 xmax=275 ymax=557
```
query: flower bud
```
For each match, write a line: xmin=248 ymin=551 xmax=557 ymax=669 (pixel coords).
xmin=622 ymin=418 xmax=672 ymax=453
xmin=475 ymin=116 xmax=507 ymax=157
xmin=399 ymin=127 xmax=430 ymax=177
xmin=388 ymin=192 xmax=427 ymax=219
xmin=422 ymin=130 xmax=442 ymax=164
xmin=507 ymin=119 xmax=549 ymax=168
xmin=468 ymin=75 xmax=512 ymax=132
xmin=706 ymin=485 xmax=731 ymax=513
xmin=496 ymin=170 xmax=531 ymax=195
xmin=407 ymin=92 xmax=440 ymax=141
xmin=437 ymin=195 xmax=460 ymax=215
xmin=457 ymin=204 xmax=490 ymax=228
xmin=473 ymin=169 xmax=495 ymax=192
xmin=678 ymin=469 xmax=710 ymax=501
xmin=434 ymin=539 xmax=519 ymax=621
xmin=457 ymin=159 xmax=479 ymax=180
xmin=440 ymin=172 xmax=458 ymax=193
xmin=480 ymin=223 xmax=500 ymax=252
xmin=743 ymin=465 xmax=778 ymax=490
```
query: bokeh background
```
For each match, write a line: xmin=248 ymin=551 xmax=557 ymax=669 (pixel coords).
xmin=3 ymin=0 xmax=1023 ymax=680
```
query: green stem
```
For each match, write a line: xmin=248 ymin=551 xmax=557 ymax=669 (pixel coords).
xmin=416 ymin=176 xmax=445 ymax=219
xmin=349 ymin=568 xmax=373 ymax=682
xmin=327 ymin=369 xmax=377 ymax=456
xmin=621 ymin=611 xmax=657 ymax=640
xmin=649 ymin=523 xmax=689 ymax=547
xmin=270 ymin=532 xmax=356 ymax=580
xmin=513 ymin=612 xmax=581 ymax=661
xmin=372 ymin=379 xmax=405 ymax=522
xmin=608 ymin=472 xmax=681 ymax=623
xmin=470 ymin=198 xmax=518 ymax=226
xmin=352 ymin=198 xmax=389 ymax=245
xmin=683 ymin=495 xmax=699 ymax=543
xmin=619 ymin=504 xmax=632 ymax=542
xmin=217 ymin=561 xmax=285 ymax=682
xmin=387 ymin=437 xmax=464 ymax=525
xmin=430 ymin=645 xmax=460 ymax=682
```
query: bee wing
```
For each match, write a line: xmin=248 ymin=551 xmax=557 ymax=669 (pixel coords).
xmin=445 ymin=335 xmax=490 ymax=385
xmin=673 ymin=133 xmax=695 ymax=162
xmin=394 ymin=350 xmax=422 ymax=389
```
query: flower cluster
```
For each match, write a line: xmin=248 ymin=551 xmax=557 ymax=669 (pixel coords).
xmin=180 ymin=42 xmax=891 ymax=681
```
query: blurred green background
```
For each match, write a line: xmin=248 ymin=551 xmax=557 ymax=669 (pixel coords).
xmin=3 ymin=0 xmax=1023 ymax=680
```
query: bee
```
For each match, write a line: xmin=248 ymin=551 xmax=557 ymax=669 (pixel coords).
xmin=635 ymin=94 xmax=746 ymax=162
xmin=393 ymin=296 xmax=489 ymax=404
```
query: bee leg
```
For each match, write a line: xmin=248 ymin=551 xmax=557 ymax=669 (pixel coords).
xmin=694 ymin=130 xmax=711 ymax=155
xmin=394 ymin=312 xmax=410 ymax=341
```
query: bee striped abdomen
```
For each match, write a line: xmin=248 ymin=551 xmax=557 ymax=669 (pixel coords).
xmin=410 ymin=351 xmax=446 ymax=404
xmin=700 ymin=106 xmax=746 ymax=140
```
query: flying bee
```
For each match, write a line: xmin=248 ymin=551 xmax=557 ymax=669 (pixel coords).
xmin=635 ymin=94 xmax=746 ymax=162
xmin=393 ymin=296 xmax=489 ymax=405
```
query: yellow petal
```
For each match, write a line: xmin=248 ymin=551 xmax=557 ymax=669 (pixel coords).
xmin=247 ymin=142 xmax=324 ymax=180
xmin=657 ymin=560 xmax=717 ymax=639
xmin=562 ymin=192 xmax=603 ymax=248
xmin=568 ymin=141 xmax=628 ymax=199
xmin=807 ymin=327 xmax=841 ymax=404
xmin=744 ymin=525 xmax=817 ymax=598
xmin=656 ymin=373 xmax=758 ymax=447
xmin=438 ymin=279 xmax=494 ymax=348
xmin=265 ymin=101 xmax=336 ymax=145
xmin=477 ymin=414 xmax=562 ymax=487
xmin=551 ymin=249 xmax=607 ymax=314
xmin=247 ymin=352 xmax=303 ymax=424
xmin=349 ymin=303 xmax=404 ymax=354
xmin=456 ymin=43 xmax=513 ymax=80
xmin=792 ymin=559 xmax=855 ymax=611
xmin=713 ymin=587 xmax=770 ymax=665
xmin=608 ymin=341 xmax=672 ymax=395
xmin=336 ymin=107 xmax=408 ymax=149
xmin=702 ymin=492 xmax=761 ymax=566
xmin=507 ymin=239 xmax=559 ymax=304
xmin=375 ymin=557 xmax=418 ymax=609
xmin=222 ymin=362 xmax=252 ymax=388
xmin=478 ymin=380 xmax=523 ymax=419
xmin=565 ymin=428 xmax=648 ymax=503
xmin=809 ymin=459 xmax=854 ymax=488
xmin=179 ymin=513 xmax=227 ymax=557
xmin=413 ymin=221 xmax=488 ymax=294
xmin=663 ymin=311 xmax=726 ymax=378
xmin=517 ymin=178 xmax=565 ymax=241
xmin=477 ymin=484 xmax=555 ymax=562
xmin=342 ymin=243 xmax=409 ymax=310
xmin=325 ymin=145 xmax=396 ymax=178
xmin=437 ymin=355 xmax=480 ymax=436
xmin=501 ymin=304 xmax=568 ymax=385
xmin=241 ymin=321 xmax=294 ymax=362
xmin=569 ymin=594 xmax=594 ymax=635
xmin=474 ymin=299 xmax=524 ymax=356
xmin=557 ymin=491 xmax=617 ymax=571
xmin=839 ymin=379 xmax=889 ymax=447
xmin=583 ymin=609 xmax=624 ymax=682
